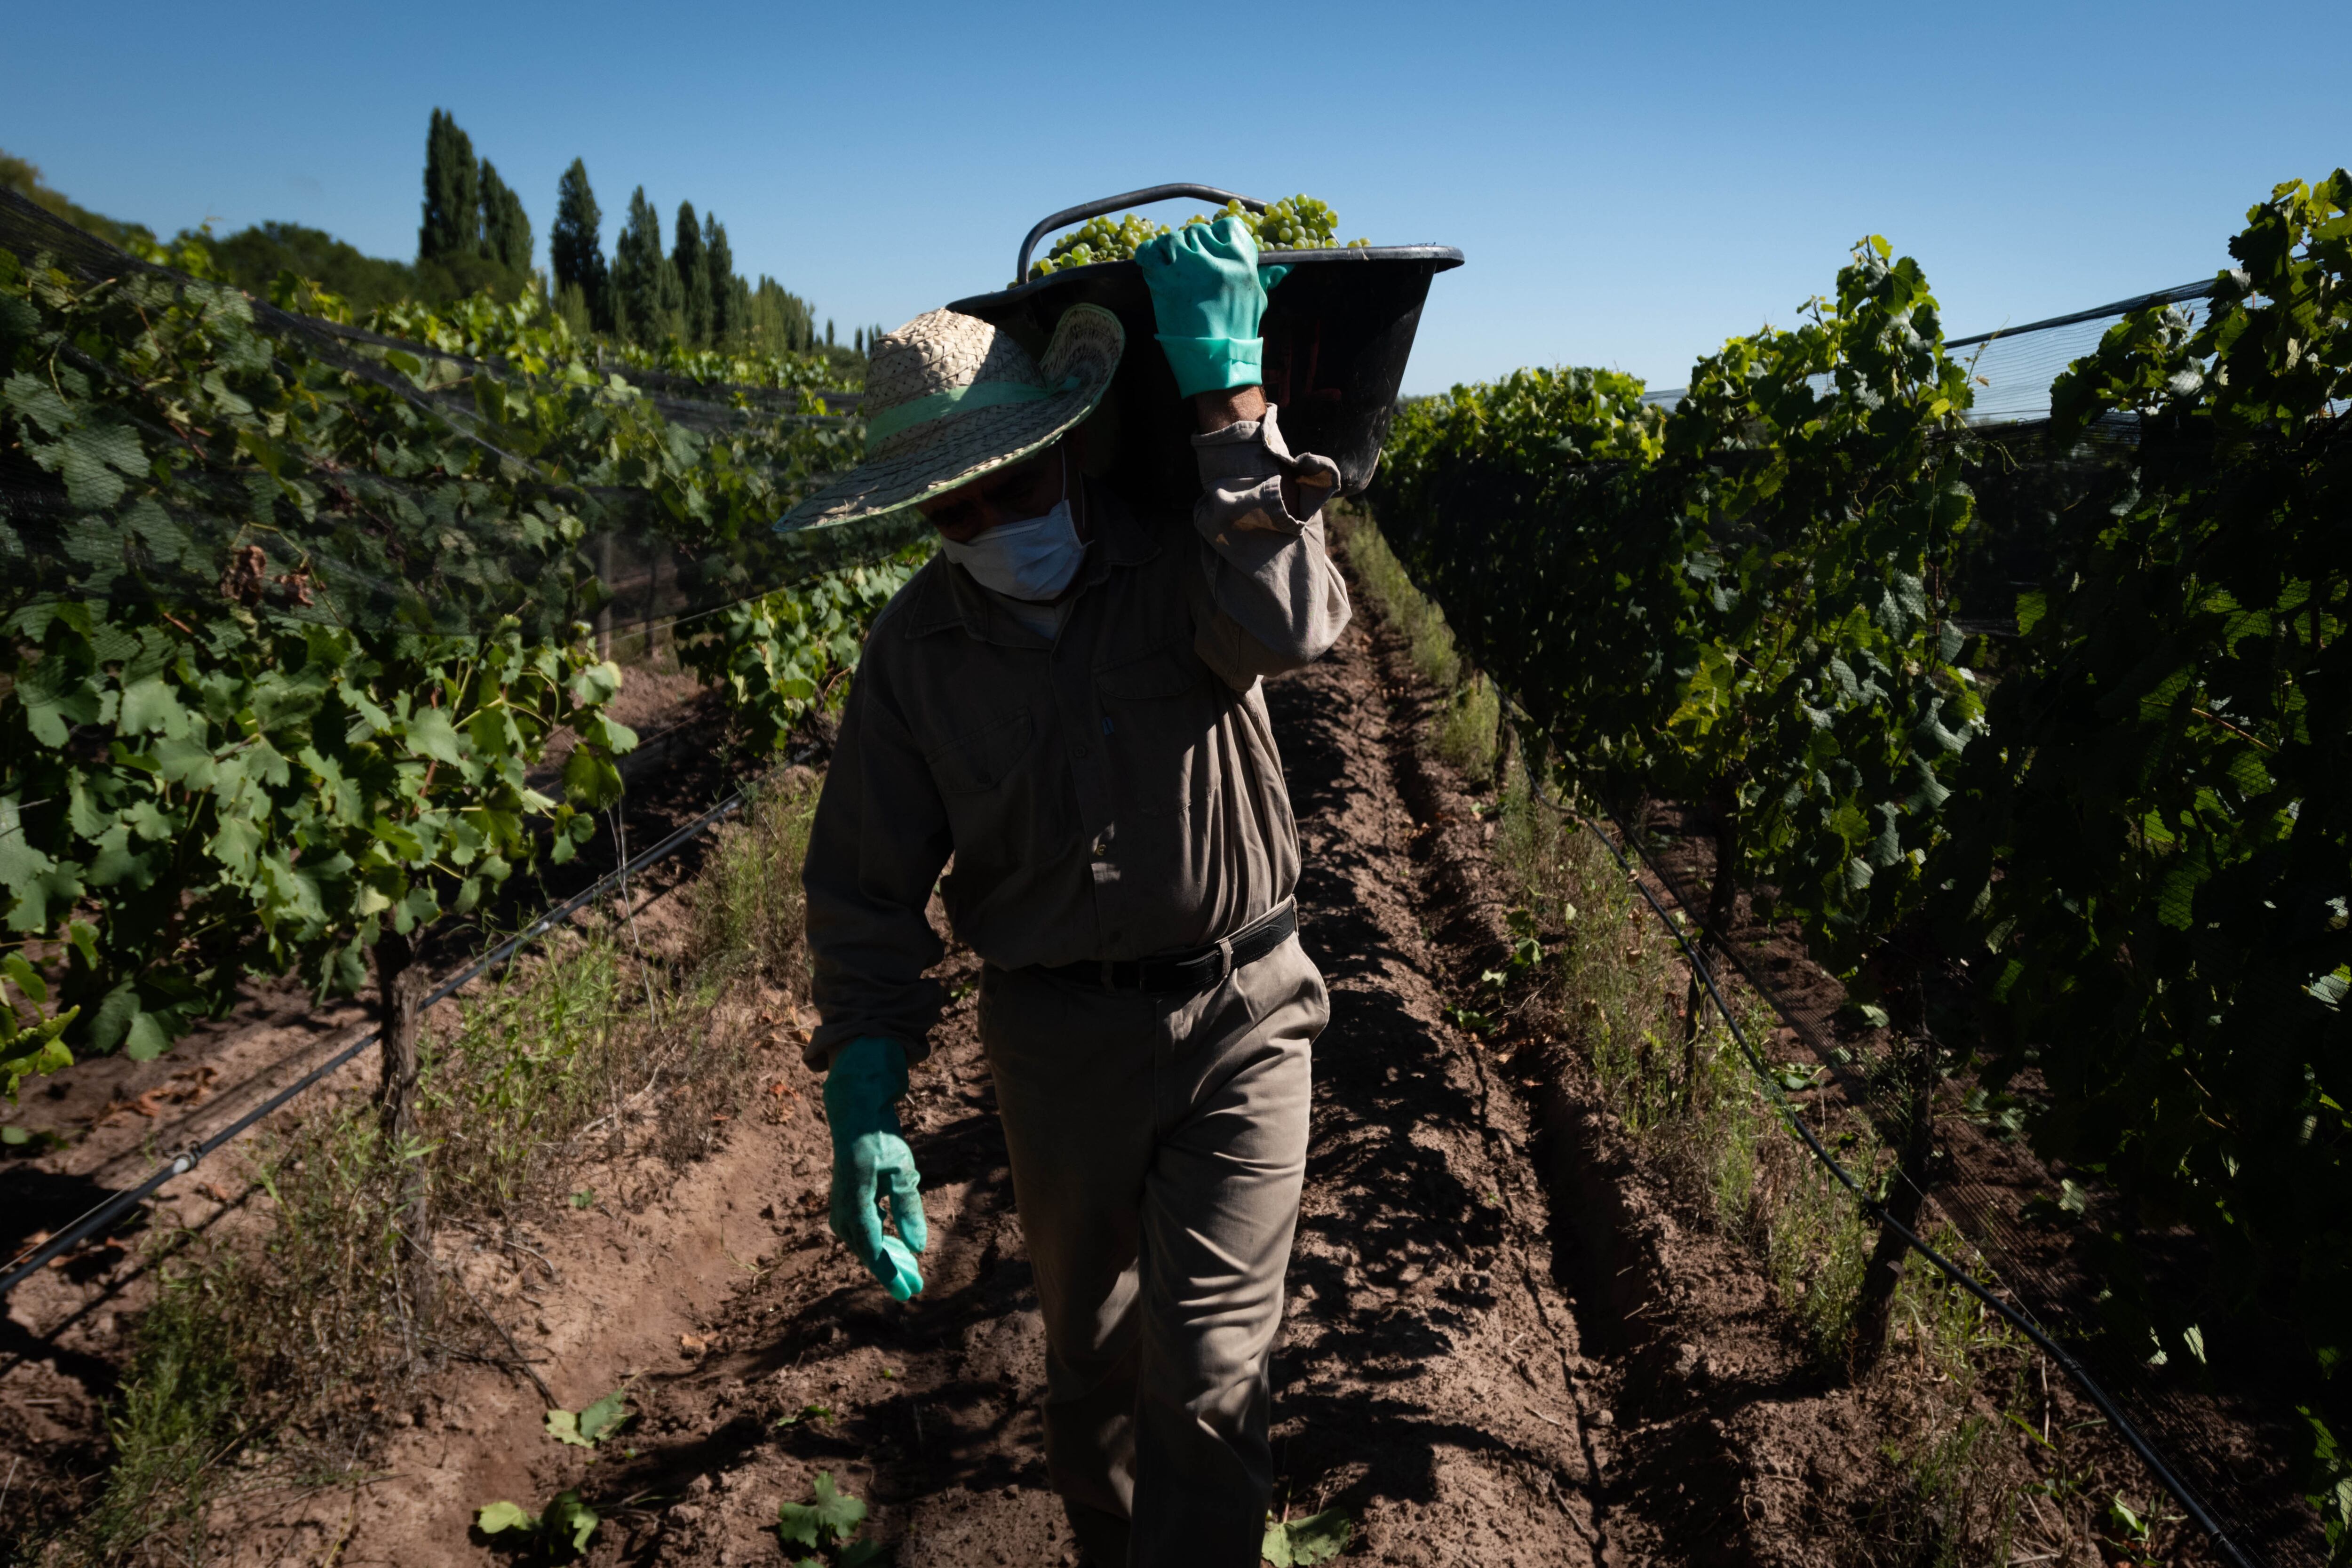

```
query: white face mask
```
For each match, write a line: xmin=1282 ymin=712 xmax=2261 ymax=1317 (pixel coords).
xmin=939 ymin=450 xmax=1086 ymax=603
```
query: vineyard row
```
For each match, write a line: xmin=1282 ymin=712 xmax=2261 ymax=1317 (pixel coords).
xmin=1365 ymin=171 xmax=2351 ymax=1553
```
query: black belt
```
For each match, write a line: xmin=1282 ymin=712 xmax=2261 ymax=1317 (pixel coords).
xmin=1037 ymin=900 xmax=1297 ymax=994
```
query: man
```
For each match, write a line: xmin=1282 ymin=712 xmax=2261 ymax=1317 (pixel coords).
xmin=785 ymin=217 xmax=1349 ymax=1567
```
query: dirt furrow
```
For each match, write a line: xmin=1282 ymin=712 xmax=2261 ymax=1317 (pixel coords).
xmin=548 ymin=608 xmax=1619 ymax=1566
xmin=189 ymin=604 xmax=1608 ymax=1567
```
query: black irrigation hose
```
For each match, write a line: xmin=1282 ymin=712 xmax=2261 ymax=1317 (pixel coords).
xmin=1496 ymin=710 xmax=2262 ymax=1568
xmin=0 ymin=787 xmax=753 ymax=1302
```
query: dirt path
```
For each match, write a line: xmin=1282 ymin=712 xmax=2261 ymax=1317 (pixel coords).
xmin=183 ymin=599 xmax=1616 ymax=1567
xmin=7 ymin=558 xmax=2269 ymax=1567
xmin=586 ymin=606 xmax=1608 ymax=1567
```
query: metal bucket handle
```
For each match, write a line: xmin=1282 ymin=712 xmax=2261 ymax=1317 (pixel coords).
xmin=1015 ymin=184 xmax=1269 ymax=285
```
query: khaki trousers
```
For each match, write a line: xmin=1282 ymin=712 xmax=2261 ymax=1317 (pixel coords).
xmin=979 ymin=934 xmax=1327 ymax=1568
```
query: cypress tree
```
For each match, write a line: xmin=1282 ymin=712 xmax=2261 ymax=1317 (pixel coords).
xmin=826 ymin=318 xmax=835 ymax=348
xmin=744 ymin=275 xmax=810 ymax=353
xmin=673 ymin=201 xmax=712 ymax=348
xmin=419 ymin=109 xmax=480 ymax=263
xmin=703 ymin=213 xmax=737 ymax=345
xmin=725 ymin=275 xmax=753 ymax=349
xmin=612 ymin=188 xmax=684 ymax=345
xmin=477 ymin=159 xmax=532 ymax=272
xmin=612 ymin=187 xmax=656 ymax=343
xmin=555 ymin=281 xmax=592 ymax=339
xmin=550 ymin=159 xmax=609 ymax=331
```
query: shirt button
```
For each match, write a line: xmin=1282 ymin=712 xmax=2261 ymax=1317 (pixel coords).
xmin=1073 ymin=744 xmax=1090 ymax=760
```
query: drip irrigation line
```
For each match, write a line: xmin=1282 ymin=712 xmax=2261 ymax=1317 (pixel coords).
xmin=0 ymin=785 xmax=753 ymax=1302
xmin=1494 ymin=708 xmax=2262 ymax=1568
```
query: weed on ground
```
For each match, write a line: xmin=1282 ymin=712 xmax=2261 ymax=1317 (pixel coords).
xmin=10 ymin=774 xmax=824 ymax=1565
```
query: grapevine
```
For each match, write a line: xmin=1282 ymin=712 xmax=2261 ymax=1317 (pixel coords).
xmin=1369 ymin=172 xmax=2352 ymax=1548
xmin=676 ymin=542 xmax=932 ymax=758
xmin=1376 ymin=237 xmax=1983 ymax=975
xmin=1953 ymin=170 xmax=2352 ymax=1537
xmin=0 ymin=214 xmax=898 ymax=1082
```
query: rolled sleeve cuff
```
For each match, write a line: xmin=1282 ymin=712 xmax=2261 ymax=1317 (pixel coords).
xmin=805 ymin=978 xmax=946 ymax=1073
xmin=1191 ymin=403 xmax=1343 ymax=534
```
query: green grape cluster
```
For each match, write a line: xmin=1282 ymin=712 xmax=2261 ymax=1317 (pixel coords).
xmin=1208 ymin=194 xmax=1370 ymax=253
xmin=1028 ymin=194 xmax=1371 ymax=279
xmin=1033 ymin=212 xmax=1170 ymax=277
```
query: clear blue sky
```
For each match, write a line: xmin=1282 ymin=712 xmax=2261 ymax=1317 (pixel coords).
xmin=9 ymin=0 xmax=2347 ymax=395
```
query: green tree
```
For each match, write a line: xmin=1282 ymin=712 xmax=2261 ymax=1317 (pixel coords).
xmin=612 ymin=187 xmax=681 ymax=346
xmin=0 ymin=148 xmax=153 ymax=250
xmin=477 ymin=158 xmax=531 ymax=274
xmin=703 ymin=212 xmax=738 ymax=344
xmin=673 ymin=200 xmax=712 ymax=347
xmin=745 ymin=275 xmax=811 ymax=353
xmin=418 ymin=109 xmax=479 ymax=264
xmin=204 ymin=220 xmax=526 ymax=311
xmin=207 ymin=221 xmax=420 ymax=312
xmin=549 ymin=159 xmax=608 ymax=331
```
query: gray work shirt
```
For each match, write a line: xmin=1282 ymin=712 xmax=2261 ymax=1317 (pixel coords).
xmin=802 ymin=405 xmax=1351 ymax=1067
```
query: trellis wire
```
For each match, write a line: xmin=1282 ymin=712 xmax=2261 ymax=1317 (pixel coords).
xmin=0 ymin=785 xmax=752 ymax=1300
xmin=1499 ymin=706 xmax=2260 ymax=1568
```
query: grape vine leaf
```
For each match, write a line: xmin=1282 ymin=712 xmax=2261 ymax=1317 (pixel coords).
xmin=577 ymin=1387 xmax=630 ymax=1444
xmin=777 ymin=1470 xmax=866 ymax=1548
xmin=1262 ymin=1507 xmax=1354 ymax=1565
xmin=544 ymin=1491 xmax=599 ymax=1553
xmin=475 ymin=1499 xmax=534 ymax=1535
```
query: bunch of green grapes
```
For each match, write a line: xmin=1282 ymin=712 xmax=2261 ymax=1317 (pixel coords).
xmin=1033 ymin=212 xmax=1172 ymax=277
xmin=1026 ymin=195 xmax=1370 ymax=280
xmin=1200 ymin=195 xmax=1370 ymax=253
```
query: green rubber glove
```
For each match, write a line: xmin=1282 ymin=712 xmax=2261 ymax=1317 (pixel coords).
xmin=823 ymin=1035 xmax=927 ymax=1300
xmin=1136 ymin=215 xmax=1287 ymax=398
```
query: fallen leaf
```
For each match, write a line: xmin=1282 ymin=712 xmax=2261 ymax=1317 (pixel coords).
xmin=777 ymin=1470 xmax=866 ymax=1549
xmin=476 ymin=1500 xmax=534 ymax=1536
xmin=1264 ymin=1507 xmax=1354 ymax=1566
xmin=577 ymin=1387 xmax=631 ymax=1443
xmin=544 ymin=1491 xmax=599 ymax=1552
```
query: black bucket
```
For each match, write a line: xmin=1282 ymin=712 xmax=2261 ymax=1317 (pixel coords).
xmin=945 ymin=185 xmax=1462 ymax=512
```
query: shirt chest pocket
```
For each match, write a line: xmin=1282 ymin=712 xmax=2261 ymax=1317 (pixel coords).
xmin=926 ymin=708 xmax=1035 ymax=796
xmin=1093 ymin=643 xmax=1222 ymax=825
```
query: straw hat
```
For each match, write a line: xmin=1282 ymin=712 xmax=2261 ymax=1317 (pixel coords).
xmin=779 ymin=303 xmax=1123 ymax=529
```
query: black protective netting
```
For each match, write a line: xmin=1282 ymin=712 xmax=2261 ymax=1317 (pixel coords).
xmin=0 ymin=188 xmax=922 ymax=638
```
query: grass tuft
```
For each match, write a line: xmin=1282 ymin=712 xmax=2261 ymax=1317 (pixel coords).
xmin=34 ymin=771 xmax=828 ymax=1564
